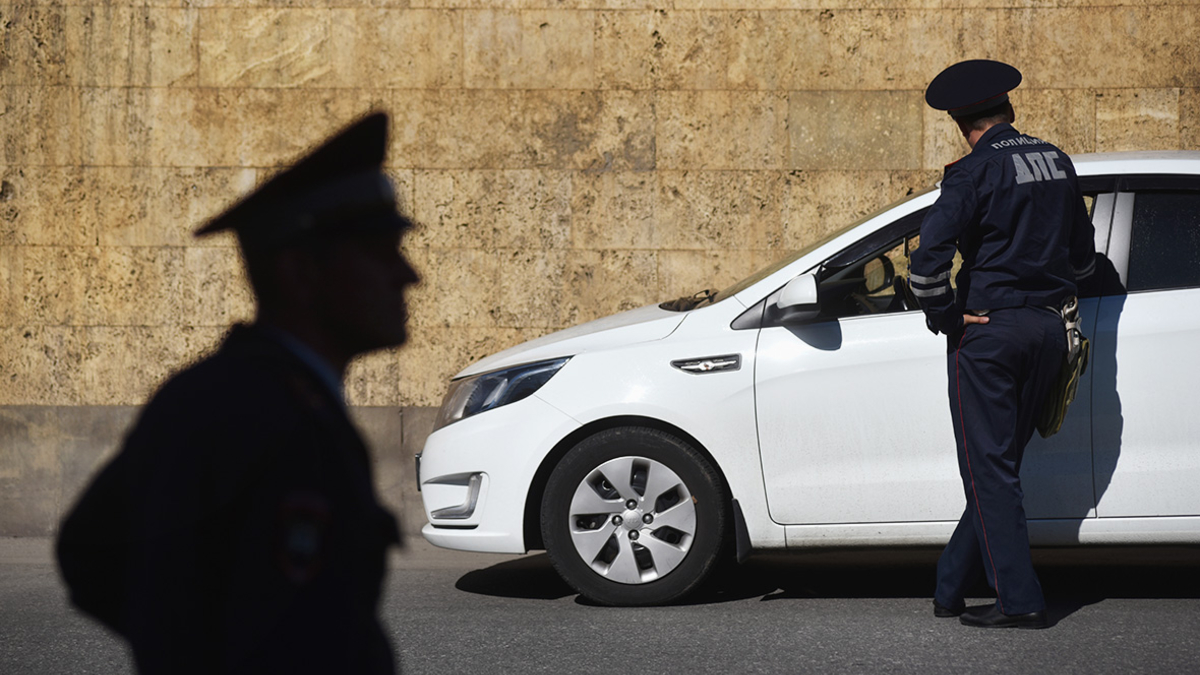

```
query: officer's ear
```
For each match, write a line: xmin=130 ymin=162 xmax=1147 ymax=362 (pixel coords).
xmin=1006 ymin=103 xmax=1016 ymax=124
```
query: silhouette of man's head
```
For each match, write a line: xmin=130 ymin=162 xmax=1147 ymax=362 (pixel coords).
xmin=195 ymin=112 xmax=419 ymax=369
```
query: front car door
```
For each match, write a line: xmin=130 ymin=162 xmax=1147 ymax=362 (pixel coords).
xmin=755 ymin=209 xmax=962 ymax=524
xmin=756 ymin=190 xmax=1110 ymax=529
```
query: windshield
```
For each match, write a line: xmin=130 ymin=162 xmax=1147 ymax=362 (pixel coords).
xmin=706 ymin=186 xmax=937 ymax=305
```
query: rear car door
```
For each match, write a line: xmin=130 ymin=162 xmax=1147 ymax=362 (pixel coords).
xmin=1093 ymin=175 xmax=1200 ymax=517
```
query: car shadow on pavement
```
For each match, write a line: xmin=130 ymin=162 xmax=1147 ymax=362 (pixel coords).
xmin=455 ymin=546 xmax=1200 ymax=616
xmin=452 ymin=552 xmax=781 ymax=605
xmin=749 ymin=546 xmax=1200 ymax=625
xmin=454 ymin=554 xmax=575 ymax=600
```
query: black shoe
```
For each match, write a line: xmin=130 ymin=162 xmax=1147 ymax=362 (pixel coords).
xmin=959 ymin=605 xmax=1048 ymax=629
xmin=933 ymin=599 xmax=963 ymax=618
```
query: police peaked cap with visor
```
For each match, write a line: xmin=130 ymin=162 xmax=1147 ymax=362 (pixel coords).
xmin=195 ymin=112 xmax=410 ymax=251
xmin=925 ymin=60 xmax=1022 ymax=118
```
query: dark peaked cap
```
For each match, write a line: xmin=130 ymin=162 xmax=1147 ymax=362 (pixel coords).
xmin=925 ymin=60 xmax=1022 ymax=118
xmin=195 ymin=112 xmax=408 ymax=250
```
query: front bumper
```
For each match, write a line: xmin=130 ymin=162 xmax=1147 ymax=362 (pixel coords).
xmin=418 ymin=394 xmax=580 ymax=554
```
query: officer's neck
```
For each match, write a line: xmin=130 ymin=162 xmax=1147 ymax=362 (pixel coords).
xmin=960 ymin=120 xmax=1007 ymax=150
xmin=255 ymin=310 xmax=351 ymax=379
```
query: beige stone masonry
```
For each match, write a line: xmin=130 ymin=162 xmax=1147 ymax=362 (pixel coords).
xmin=781 ymin=170 xmax=935 ymax=248
xmin=789 ymin=90 xmax=923 ymax=170
xmin=596 ymin=10 xmax=802 ymax=90
xmin=655 ymin=170 xmax=783 ymax=249
xmin=345 ymin=348 xmax=402 ymax=408
xmin=0 ymin=325 xmax=225 ymax=406
xmin=199 ymin=9 xmax=335 ymax=88
xmin=0 ymin=166 xmax=258 ymax=247
xmin=332 ymin=9 xmax=463 ymax=89
xmin=655 ymin=247 xmax=757 ymax=298
xmin=920 ymin=88 xmax=1105 ymax=170
xmin=1184 ymin=89 xmax=1200 ymax=151
xmin=395 ymin=326 xmax=542 ymax=406
xmin=9 ymin=6 xmax=1195 ymax=90
xmin=0 ymin=246 xmax=17 ymax=322
xmin=96 ymin=168 xmax=262 ymax=247
xmin=1096 ymin=89 xmax=1182 ymax=152
xmin=570 ymin=170 xmax=658 ymax=249
xmin=657 ymin=90 xmax=788 ymax=170
xmin=4 ymin=0 xmax=1200 ymax=539
xmin=181 ymin=246 xmax=255 ymax=325
xmin=0 ymin=86 xmax=84 ymax=167
xmin=0 ymin=6 xmax=198 ymax=88
xmin=409 ymin=169 xmax=573 ymax=249
xmin=404 ymin=246 xmax=502 ymax=328
xmin=391 ymin=89 xmax=656 ymax=170
xmin=1 ymin=1 xmax=1198 ymax=413
xmin=0 ymin=167 xmax=96 ymax=246
xmin=463 ymin=10 xmax=596 ymax=89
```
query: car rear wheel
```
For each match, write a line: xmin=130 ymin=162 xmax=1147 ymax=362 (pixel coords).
xmin=541 ymin=426 xmax=728 ymax=606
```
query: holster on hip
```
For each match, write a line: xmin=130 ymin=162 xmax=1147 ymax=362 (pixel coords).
xmin=1036 ymin=296 xmax=1090 ymax=438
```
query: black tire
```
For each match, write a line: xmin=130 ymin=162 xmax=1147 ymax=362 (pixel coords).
xmin=540 ymin=426 xmax=728 ymax=606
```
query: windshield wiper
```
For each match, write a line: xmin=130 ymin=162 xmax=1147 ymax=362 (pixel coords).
xmin=659 ymin=288 xmax=717 ymax=312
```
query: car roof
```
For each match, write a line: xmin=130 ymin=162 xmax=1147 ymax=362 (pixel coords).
xmin=1073 ymin=150 xmax=1200 ymax=176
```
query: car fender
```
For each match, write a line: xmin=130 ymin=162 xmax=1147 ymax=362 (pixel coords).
xmin=533 ymin=307 xmax=787 ymax=551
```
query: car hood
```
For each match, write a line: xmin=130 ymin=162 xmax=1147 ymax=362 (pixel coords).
xmin=456 ymin=304 xmax=687 ymax=378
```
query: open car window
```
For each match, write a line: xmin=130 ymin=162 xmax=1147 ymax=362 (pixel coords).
xmin=813 ymin=193 xmax=1102 ymax=320
xmin=714 ymin=187 xmax=940 ymax=306
xmin=815 ymin=208 xmax=930 ymax=319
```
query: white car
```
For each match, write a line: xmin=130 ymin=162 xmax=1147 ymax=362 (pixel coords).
xmin=417 ymin=151 xmax=1200 ymax=606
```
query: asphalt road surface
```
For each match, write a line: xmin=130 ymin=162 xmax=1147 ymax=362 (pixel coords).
xmin=2 ymin=538 xmax=1198 ymax=674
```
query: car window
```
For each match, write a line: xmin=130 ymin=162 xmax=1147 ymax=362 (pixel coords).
xmin=816 ymin=193 xmax=1100 ymax=320
xmin=714 ymin=186 xmax=940 ymax=305
xmin=1125 ymin=191 xmax=1200 ymax=293
xmin=816 ymin=208 xmax=936 ymax=318
xmin=818 ymin=236 xmax=913 ymax=317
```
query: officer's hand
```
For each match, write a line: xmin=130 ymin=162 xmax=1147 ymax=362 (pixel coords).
xmin=962 ymin=314 xmax=990 ymax=325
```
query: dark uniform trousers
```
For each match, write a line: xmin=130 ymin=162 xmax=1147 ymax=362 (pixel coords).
xmin=934 ymin=306 xmax=1065 ymax=616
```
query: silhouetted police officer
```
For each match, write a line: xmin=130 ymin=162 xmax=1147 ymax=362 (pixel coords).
xmin=911 ymin=61 xmax=1096 ymax=629
xmin=57 ymin=112 xmax=418 ymax=672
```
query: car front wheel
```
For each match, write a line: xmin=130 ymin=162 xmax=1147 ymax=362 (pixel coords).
xmin=540 ymin=426 xmax=728 ymax=606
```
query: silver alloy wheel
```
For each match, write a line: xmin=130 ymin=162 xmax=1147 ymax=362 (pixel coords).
xmin=566 ymin=455 xmax=697 ymax=584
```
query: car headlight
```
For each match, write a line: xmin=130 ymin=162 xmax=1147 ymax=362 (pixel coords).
xmin=433 ymin=357 xmax=571 ymax=431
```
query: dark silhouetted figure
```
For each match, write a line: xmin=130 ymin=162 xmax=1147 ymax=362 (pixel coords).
xmin=57 ymin=112 xmax=418 ymax=674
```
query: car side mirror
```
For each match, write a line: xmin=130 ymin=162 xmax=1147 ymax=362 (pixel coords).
xmin=774 ymin=273 xmax=820 ymax=324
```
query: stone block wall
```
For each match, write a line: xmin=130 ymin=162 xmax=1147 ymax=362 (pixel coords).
xmin=2 ymin=0 xmax=1198 ymax=536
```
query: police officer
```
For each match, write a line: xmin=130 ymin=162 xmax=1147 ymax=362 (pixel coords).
xmin=57 ymin=113 xmax=418 ymax=672
xmin=910 ymin=61 xmax=1096 ymax=629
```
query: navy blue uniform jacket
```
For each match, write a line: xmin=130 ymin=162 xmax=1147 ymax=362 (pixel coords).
xmin=58 ymin=325 xmax=401 ymax=675
xmin=911 ymin=124 xmax=1097 ymax=336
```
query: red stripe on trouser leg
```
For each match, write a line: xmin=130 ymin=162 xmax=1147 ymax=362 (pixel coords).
xmin=955 ymin=329 xmax=1005 ymax=614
